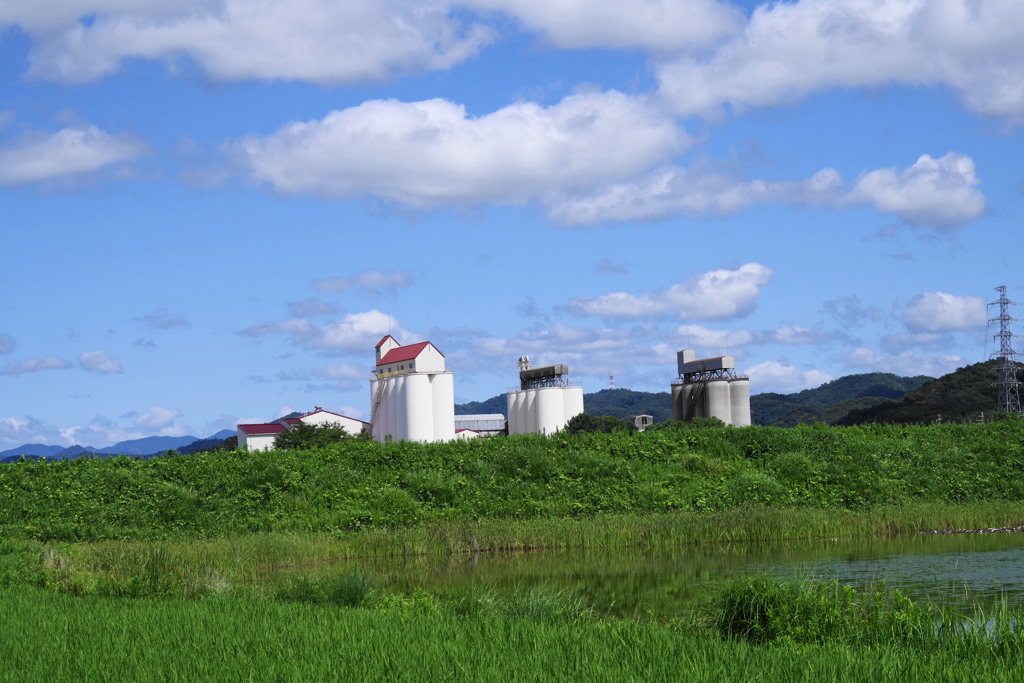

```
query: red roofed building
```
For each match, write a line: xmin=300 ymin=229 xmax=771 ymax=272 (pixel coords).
xmin=236 ymin=407 xmax=369 ymax=451
xmin=370 ymin=336 xmax=455 ymax=443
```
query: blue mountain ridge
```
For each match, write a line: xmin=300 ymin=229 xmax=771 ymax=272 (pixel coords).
xmin=1 ymin=429 xmax=236 ymax=461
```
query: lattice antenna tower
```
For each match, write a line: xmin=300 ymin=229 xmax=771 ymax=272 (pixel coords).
xmin=988 ymin=285 xmax=1023 ymax=415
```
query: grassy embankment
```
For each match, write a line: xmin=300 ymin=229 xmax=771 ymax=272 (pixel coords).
xmin=2 ymin=419 xmax=1024 ymax=596
xmin=4 ymin=420 xmax=1024 ymax=679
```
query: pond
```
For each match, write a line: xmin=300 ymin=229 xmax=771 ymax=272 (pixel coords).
xmin=263 ymin=531 xmax=1024 ymax=618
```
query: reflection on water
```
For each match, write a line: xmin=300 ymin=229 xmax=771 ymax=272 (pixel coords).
xmin=262 ymin=532 xmax=1024 ymax=618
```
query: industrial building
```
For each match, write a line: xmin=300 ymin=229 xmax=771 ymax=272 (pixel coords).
xmin=507 ymin=357 xmax=584 ymax=435
xmin=237 ymin=407 xmax=368 ymax=451
xmin=670 ymin=350 xmax=751 ymax=427
xmin=370 ymin=336 xmax=455 ymax=442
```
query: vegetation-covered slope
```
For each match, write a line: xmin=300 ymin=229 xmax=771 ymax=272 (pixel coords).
xmin=751 ymin=373 xmax=933 ymax=426
xmin=3 ymin=420 xmax=1023 ymax=542
xmin=838 ymin=361 xmax=1005 ymax=425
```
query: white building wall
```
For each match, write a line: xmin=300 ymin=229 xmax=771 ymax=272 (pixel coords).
xmin=431 ymin=372 xmax=455 ymax=441
xmin=240 ymin=432 xmax=277 ymax=452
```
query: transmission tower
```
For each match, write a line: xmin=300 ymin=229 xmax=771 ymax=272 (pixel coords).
xmin=988 ymin=285 xmax=1022 ymax=415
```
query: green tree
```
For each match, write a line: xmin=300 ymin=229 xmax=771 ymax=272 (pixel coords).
xmin=273 ymin=422 xmax=365 ymax=450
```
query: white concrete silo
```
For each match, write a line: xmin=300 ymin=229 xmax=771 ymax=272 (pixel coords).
xmin=506 ymin=362 xmax=583 ymax=436
xmin=729 ymin=378 xmax=751 ymax=427
xmin=705 ymin=380 xmax=733 ymax=424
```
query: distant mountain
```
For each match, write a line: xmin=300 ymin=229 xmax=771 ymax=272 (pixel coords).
xmin=837 ymin=361 xmax=1003 ymax=425
xmin=750 ymin=372 xmax=934 ymax=426
xmin=455 ymin=372 xmax=934 ymax=428
xmin=92 ymin=435 xmax=199 ymax=456
xmin=1 ymin=429 xmax=238 ymax=462
xmin=456 ymin=388 xmax=672 ymax=423
xmin=0 ymin=443 xmax=65 ymax=458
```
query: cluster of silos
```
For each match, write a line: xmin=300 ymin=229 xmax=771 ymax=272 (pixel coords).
xmin=507 ymin=385 xmax=584 ymax=435
xmin=370 ymin=370 xmax=455 ymax=442
xmin=671 ymin=378 xmax=751 ymax=426
xmin=670 ymin=350 xmax=751 ymax=427
xmin=506 ymin=361 xmax=585 ymax=435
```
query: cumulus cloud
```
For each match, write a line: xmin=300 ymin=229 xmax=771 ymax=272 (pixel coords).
xmin=0 ymin=334 xmax=14 ymax=354
xmin=0 ymin=356 xmax=72 ymax=376
xmin=78 ymin=350 xmax=123 ymax=374
xmin=550 ymin=154 xmax=983 ymax=230
xmin=567 ymin=263 xmax=772 ymax=320
xmin=845 ymin=346 xmax=961 ymax=377
xmin=0 ymin=125 xmax=146 ymax=185
xmin=676 ymin=324 xmax=754 ymax=351
xmin=746 ymin=360 xmax=833 ymax=394
xmin=132 ymin=406 xmax=181 ymax=431
xmin=903 ymin=291 xmax=987 ymax=332
xmin=465 ymin=0 xmax=742 ymax=51
xmin=312 ymin=270 xmax=414 ymax=296
xmin=550 ymin=166 xmax=843 ymax=226
xmin=134 ymin=308 xmax=189 ymax=330
xmin=232 ymin=92 xmax=686 ymax=208
xmin=243 ymin=309 xmax=415 ymax=352
xmin=655 ymin=0 xmax=1024 ymax=124
xmin=15 ymin=0 xmax=495 ymax=84
xmin=843 ymin=154 xmax=985 ymax=229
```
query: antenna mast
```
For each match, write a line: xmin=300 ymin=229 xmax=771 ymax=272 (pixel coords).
xmin=988 ymin=285 xmax=1022 ymax=415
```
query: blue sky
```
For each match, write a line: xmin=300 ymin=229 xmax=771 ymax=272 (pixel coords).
xmin=2 ymin=0 xmax=1022 ymax=448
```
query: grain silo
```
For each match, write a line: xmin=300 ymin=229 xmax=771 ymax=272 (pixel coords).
xmin=506 ymin=357 xmax=585 ymax=435
xmin=670 ymin=349 xmax=751 ymax=427
xmin=369 ymin=336 xmax=455 ymax=442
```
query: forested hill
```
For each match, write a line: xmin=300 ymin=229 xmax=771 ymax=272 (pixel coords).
xmin=454 ymin=371 xmax=934 ymax=426
xmin=837 ymin=360 xmax=1002 ymax=425
xmin=752 ymin=372 xmax=933 ymax=426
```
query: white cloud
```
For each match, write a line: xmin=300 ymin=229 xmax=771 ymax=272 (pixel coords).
xmin=243 ymin=309 xmax=415 ymax=352
xmin=769 ymin=325 xmax=827 ymax=345
xmin=16 ymin=0 xmax=495 ymax=84
xmin=78 ymin=350 xmax=123 ymax=374
xmin=132 ymin=406 xmax=181 ymax=431
xmin=232 ymin=91 xmax=686 ymax=208
xmin=880 ymin=332 xmax=948 ymax=354
xmin=550 ymin=154 xmax=984 ymax=230
xmin=319 ymin=363 xmax=368 ymax=381
xmin=567 ymin=263 xmax=772 ymax=320
xmin=0 ymin=334 xmax=14 ymax=354
xmin=465 ymin=0 xmax=742 ymax=51
xmin=676 ymin=324 xmax=754 ymax=351
xmin=844 ymin=346 xmax=961 ymax=377
xmin=0 ymin=125 xmax=146 ymax=185
xmin=312 ymin=270 xmax=414 ymax=296
xmin=843 ymin=153 xmax=985 ymax=229
xmin=903 ymin=291 xmax=987 ymax=332
xmin=0 ymin=356 xmax=72 ymax=376
xmin=747 ymin=360 xmax=833 ymax=394
xmin=549 ymin=166 xmax=843 ymax=226
xmin=655 ymin=0 xmax=1024 ymax=124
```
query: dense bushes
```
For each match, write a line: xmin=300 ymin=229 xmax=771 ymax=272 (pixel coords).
xmin=1 ymin=419 xmax=1023 ymax=541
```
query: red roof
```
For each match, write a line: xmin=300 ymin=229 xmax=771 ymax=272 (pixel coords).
xmin=377 ymin=341 xmax=439 ymax=366
xmin=283 ymin=417 xmax=302 ymax=425
xmin=375 ymin=335 xmax=396 ymax=349
xmin=238 ymin=423 xmax=286 ymax=435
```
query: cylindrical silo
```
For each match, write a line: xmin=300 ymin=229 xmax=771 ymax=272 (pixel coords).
xmin=671 ymin=384 xmax=684 ymax=421
xmin=535 ymin=387 xmax=562 ymax=434
xmin=404 ymin=373 xmax=432 ymax=441
xmin=370 ymin=378 xmax=382 ymax=441
xmin=705 ymin=380 xmax=732 ymax=425
xmin=508 ymin=390 xmax=524 ymax=435
xmin=729 ymin=378 xmax=751 ymax=427
xmin=389 ymin=375 xmax=403 ymax=441
xmin=563 ymin=386 xmax=584 ymax=428
xmin=431 ymin=372 xmax=455 ymax=441
xmin=524 ymin=389 xmax=537 ymax=434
